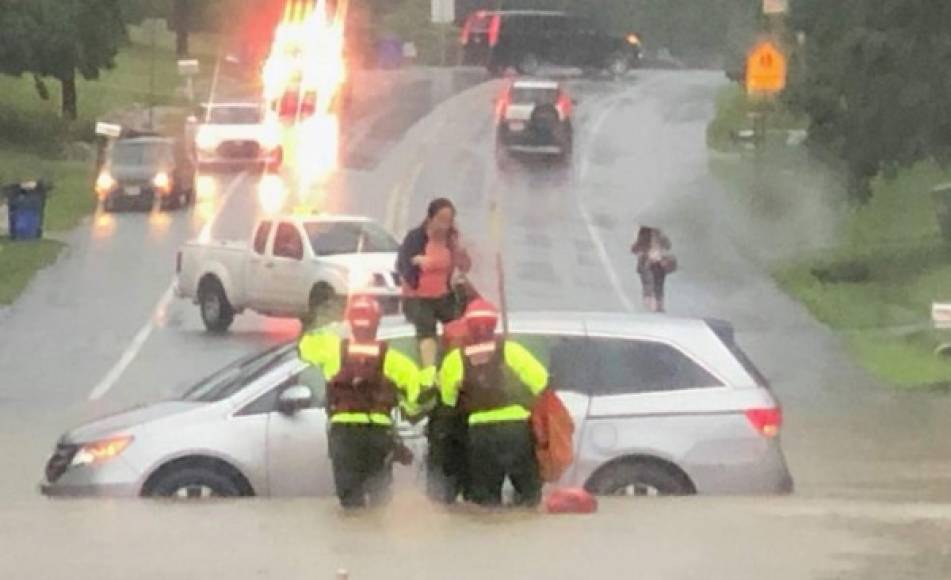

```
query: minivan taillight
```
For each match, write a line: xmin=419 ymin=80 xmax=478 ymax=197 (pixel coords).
xmin=745 ymin=407 xmax=782 ymax=438
xmin=175 ymin=251 xmax=182 ymax=274
xmin=488 ymin=15 xmax=501 ymax=47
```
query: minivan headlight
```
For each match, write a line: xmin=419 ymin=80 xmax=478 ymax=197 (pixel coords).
xmin=71 ymin=435 xmax=134 ymax=467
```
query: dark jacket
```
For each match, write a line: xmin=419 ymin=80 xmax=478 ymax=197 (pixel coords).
xmin=397 ymin=225 xmax=429 ymax=290
xmin=398 ymin=225 xmax=470 ymax=292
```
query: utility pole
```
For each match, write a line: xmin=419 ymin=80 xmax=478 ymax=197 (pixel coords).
xmin=149 ymin=13 xmax=157 ymax=131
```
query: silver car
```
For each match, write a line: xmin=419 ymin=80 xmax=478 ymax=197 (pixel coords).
xmin=41 ymin=312 xmax=793 ymax=498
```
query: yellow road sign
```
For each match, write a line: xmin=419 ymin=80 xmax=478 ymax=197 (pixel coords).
xmin=746 ymin=40 xmax=787 ymax=96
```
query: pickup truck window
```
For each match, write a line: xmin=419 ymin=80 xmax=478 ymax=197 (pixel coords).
xmin=274 ymin=222 xmax=304 ymax=260
xmin=304 ymin=221 xmax=399 ymax=256
xmin=253 ymin=221 xmax=272 ymax=255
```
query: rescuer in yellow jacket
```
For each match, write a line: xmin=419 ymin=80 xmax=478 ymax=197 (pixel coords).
xmin=439 ymin=298 xmax=548 ymax=507
xmin=298 ymin=295 xmax=420 ymax=509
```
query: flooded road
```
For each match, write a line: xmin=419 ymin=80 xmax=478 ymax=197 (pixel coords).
xmin=2 ymin=68 xmax=951 ymax=578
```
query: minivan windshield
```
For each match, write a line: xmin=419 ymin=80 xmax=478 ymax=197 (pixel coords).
xmin=180 ymin=343 xmax=295 ymax=402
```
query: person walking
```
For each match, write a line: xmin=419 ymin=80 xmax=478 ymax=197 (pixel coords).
xmin=631 ymin=226 xmax=676 ymax=313
xmin=439 ymin=298 xmax=549 ymax=508
xmin=396 ymin=197 xmax=472 ymax=374
xmin=298 ymin=295 xmax=421 ymax=509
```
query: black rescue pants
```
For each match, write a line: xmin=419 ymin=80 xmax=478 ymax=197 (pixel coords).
xmin=425 ymin=404 xmax=470 ymax=504
xmin=467 ymin=420 xmax=541 ymax=508
xmin=328 ymin=423 xmax=394 ymax=509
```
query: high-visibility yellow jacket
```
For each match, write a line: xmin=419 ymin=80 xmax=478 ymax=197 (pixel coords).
xmin=298 ymin=330 xmax=420 ymax=426
xmin=439 ymin=340 xmax=549 ymax=425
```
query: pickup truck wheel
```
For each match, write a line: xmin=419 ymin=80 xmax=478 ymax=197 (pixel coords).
xmin=301 ymin=285 xmax=342 ymax=331
xmin=199 ymin=278 xmax=235 ymax=333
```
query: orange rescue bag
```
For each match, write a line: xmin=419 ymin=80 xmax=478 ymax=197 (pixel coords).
xmin=530 ymin=388 xmax=575 ymax=483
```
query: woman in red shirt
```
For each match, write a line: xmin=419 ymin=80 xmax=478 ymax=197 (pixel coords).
xmin=397 ymin=198 xmax=471 ymax=370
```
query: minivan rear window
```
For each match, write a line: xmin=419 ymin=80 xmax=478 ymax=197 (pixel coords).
xmin=706 ymin=319 xmax=771 ymax=388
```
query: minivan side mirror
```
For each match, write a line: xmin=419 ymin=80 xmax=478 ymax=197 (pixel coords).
xmin=278 ymin=385 xmax=313 ymax=415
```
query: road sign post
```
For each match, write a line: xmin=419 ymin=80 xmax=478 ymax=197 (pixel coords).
xmin=432 ymin=0 xmax=455 ymax=66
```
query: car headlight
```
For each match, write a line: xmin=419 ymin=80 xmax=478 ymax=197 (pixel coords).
xmin=152 ymin=171 xmax=172 ymax=193
xmin=196 ymin=131 xmax=217 ymax=151
xmin=95 ymin=172 xmax=116 ymax=196
xmin=70 ymin=435 xmax=134 ymax=467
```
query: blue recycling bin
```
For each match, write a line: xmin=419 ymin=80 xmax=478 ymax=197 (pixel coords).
xmin=4 ymin=181 xmax=50 ymax=241
xmin=377 ymin=37 xmax=404 ymax=69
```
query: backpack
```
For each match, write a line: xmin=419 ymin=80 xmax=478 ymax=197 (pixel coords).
xmin=530 ymin=388 xmax=575 ymax=483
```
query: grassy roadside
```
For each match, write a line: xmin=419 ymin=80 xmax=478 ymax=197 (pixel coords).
xmin=708 ymin=85 xmax=951 ymax=389
xmin=381 ymin=0 xmax=460 ymax=66
xmin=0 ymin=23 xmax=216 ymax=306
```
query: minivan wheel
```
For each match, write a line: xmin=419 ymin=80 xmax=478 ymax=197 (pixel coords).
xmin=587 ymin=461 xmax=694 ymax=496
xmin=517 ymin=53 xmax=541 ymax=75
xmin=148 ymin=467 xmax=240 ymax=499
xmin=199 ymin=278 xmax=235 ymax=333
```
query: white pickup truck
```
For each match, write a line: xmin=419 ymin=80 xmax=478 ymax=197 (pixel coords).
xmin=175 ymin=213 xmax=403 ymax=332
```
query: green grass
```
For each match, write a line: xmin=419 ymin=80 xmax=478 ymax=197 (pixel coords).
xmin=0 ymin=24 xmax=217 ymax=151
xmin=706 ymin=84 xmax=806 ymax=153
xmin=0 ymin=22 xmax=217 ymax=306
xmin=381 ymin=0 xmax=460 ymax=66
xmin=0 ymin=152 xmax=94 ymax=232
xmin=770 ymin=164 xmax=951 ymax=388
xmin=708 ymin=84 xmax=951 ymax=388
xmin=0 ymin=239 xmax=65 ymax=305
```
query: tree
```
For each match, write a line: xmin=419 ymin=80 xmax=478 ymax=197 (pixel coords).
xmin=173 ymin=0 xmax=190 ymax=56
xmin=0 ymin=0 xmax=126 ymax=120
xmin=787 ymin=0 xmax=951 ymax=201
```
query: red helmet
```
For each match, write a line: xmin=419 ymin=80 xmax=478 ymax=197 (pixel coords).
xmin=463 ymin=298 xmax=499 ymax=337
xmin=346 ymin=294 xmax=382 ymax=340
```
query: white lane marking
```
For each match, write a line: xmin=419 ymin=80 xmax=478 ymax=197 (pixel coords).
xmin=396 ymin=162 xmax=425 ymax=234
xmin=573 ymin=193 xmax=636 ymax=313
xmin=578 ymin=93 xmax=622 ymax=181
xmin=88 ymin=285 xmax=173 ymax=401
xmin=87 ymin=173 xmax=249 ymax=401
xmin=573 ymin=85 xmax=645 ymax=313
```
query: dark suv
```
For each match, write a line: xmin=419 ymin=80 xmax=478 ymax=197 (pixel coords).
xmin=461 ymin=10 xmax=641 ymax=76
xmin=495 ymin=78 xmax=574 ymax=167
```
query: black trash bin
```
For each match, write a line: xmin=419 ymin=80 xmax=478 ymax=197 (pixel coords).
xmin=4 ymin=180 xmax=50 ymax=241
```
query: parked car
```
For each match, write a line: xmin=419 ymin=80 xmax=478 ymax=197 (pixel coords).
xmin=460 ymin=10 xmax=642 ymax=76
xmin=175 ymin=213 xmax=402 ymax=332
xmin=186 ymin=102 xmax=283 ymax=170
xmin=40 ymin=312 xmax=793 ymax=498
xmin=495 ymin=78 xmax=574 ymax=166
xmin=94 ymin=136 xmax=195 ymax=212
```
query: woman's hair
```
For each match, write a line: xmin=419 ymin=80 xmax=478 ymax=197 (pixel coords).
xmin=426 ymin=197 xmax=456 ymax=222
xmin=632 ymin=226 xmax=653 ymax=253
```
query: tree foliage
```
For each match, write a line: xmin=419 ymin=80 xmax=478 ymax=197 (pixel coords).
xmin=787 ymin=0 xmax=951 ymax=201
xmin=0 ymin=0 xmax=126 ymax=119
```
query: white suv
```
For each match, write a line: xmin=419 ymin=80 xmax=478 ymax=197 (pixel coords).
xmin=187 ymin=102 xmax=283 ymax=169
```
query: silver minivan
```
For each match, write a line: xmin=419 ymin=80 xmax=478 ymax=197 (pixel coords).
xmin=41 ymin=312 xmax=793 ymax=498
